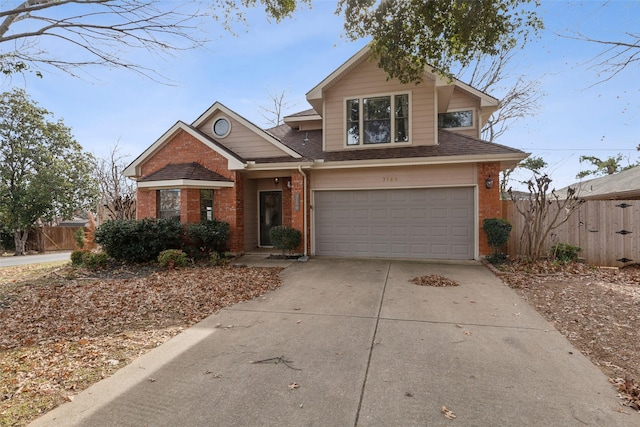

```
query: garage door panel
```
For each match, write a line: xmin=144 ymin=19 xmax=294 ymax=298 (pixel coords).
xmin=315 ymin=188 xmax=474 ymax=259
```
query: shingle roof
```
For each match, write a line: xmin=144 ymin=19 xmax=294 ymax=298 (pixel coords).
xmin=139 ymin=162 xmax=232 ymax=183
xmin=253 ymin=126 xmax=525 ymax=164
xmin=554 ymin=165 xmax=640 ymax=200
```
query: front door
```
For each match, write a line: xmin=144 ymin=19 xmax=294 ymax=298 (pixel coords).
xmin=259 ymin=191 xmax=282 ymax=246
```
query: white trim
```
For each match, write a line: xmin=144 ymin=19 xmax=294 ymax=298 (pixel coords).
xmin=192 ymin=101 xmax=302 ymax=159
xmin=123 ymin=121 xmax=246 ymax=177
xmin=343 ymin=91 xmax=412 ymax=148
xmin=137 ymin=179 xmax=234 ymax=189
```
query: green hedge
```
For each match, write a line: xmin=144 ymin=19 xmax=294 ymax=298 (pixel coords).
xmin=269 ymin=226 xmax=302 ymax=256
xmin=94 ymin=218 xmax=183 ymax=263
xmin=183 ymin=220 xmax=230 ymax=259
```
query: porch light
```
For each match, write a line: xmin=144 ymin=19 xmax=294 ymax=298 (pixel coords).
xmin=274 ymin=177 xmax=279 ymax=185
xmin=485 ymin=176 xmax=494 ymax=189
xmin=287 ymin=180 xmax=291 ymax=189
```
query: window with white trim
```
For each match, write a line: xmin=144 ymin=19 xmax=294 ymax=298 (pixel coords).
xmin=438 ymin=110 xmax=473 ymax=129
xmin=346 ymin=93 xmax=410 ymax=146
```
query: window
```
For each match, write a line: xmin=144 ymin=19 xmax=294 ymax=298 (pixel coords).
xmin=438 ymin=110 xmax=473 ymax=128
xmin=200 ymin=189 xmax=214 ymax=221
xmin=157 ymin=189 xmax=180 ymax=221
xmin=346 ymin=93 xmax=409 ymax=146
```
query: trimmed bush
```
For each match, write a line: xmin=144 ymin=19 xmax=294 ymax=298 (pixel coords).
xmin=184 ymin=220 xmax=230 ymax=259
xmin=269 ymin=226 xmax=302 ymax=257
xmin=70 ymin=250 xmax=85 ymax=266
xmin=550 ymin=243 xmax=582 ymax=263
xmin=70 ymin=250 xmax=109 ymax=269
xmin=482 ymin=218 xmax=512 ymax=264
xmin=158 ymin=249 xmax=188 ymax=268
xmin=95 ymin=218 xmax=182 ymax=263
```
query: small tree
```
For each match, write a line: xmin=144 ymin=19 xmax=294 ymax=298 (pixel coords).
xmin=508 ymin=174 xmax=584 ymax=261
xmin=269 ymin=226 xmax=301 ymax=258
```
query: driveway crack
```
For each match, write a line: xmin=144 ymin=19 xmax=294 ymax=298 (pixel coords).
xmin=354 ymin=261 xmax=391 ymax=426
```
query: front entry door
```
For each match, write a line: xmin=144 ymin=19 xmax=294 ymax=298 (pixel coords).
xmin=259 ymin=191 xmax=282 ymax=246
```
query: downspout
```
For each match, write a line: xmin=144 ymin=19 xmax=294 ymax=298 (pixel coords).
xmin=297 ymin=165 xmax=308 ymax=256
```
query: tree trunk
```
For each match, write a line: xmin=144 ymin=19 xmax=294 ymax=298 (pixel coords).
xmin=13 ymin=229 xmax=28 ymax=256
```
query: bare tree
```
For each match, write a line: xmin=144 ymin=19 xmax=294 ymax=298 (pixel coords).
xmin=0 ymin=1 xmax=309 ymax=79
xmin=456 ymin=46 xmax=543 ymax=142
xmin=259 ymin=88 xmax=295 ymax=127
xmin=93 ymin=143 xmax=136 ymax=222
xmin=508 ymin=174 xmax=584 ymax=261
xmin=571 ymin=32 xmax=640 ymax=84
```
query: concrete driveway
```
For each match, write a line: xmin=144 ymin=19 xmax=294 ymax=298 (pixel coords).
xmin=30 ymin=258 xmax=635 ymax=426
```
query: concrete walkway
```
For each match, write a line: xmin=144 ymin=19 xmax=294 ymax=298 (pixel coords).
xmin=30 ymin=257 xmax=635 ymax=426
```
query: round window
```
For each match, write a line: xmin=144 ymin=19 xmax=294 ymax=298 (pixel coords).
xmin=213 ymin=117 xmax=231 ymax=138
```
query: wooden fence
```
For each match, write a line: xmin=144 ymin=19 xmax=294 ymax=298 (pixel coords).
xmin=26 ymin=227 xmax=82 ymax=252
xmin=502 ymin=200 xmax=640 ymax=267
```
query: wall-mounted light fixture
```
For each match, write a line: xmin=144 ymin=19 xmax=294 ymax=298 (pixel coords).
xmin=287 ymin=180 xmax=291 ymax=189
xmin=485 ymin=176 xmax=494 ymax=189
xmin=274 ymin=177 xmax=279 ymax=185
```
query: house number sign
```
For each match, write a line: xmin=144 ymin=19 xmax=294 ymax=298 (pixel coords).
xmin=382 ymin=177 xmax=398 ymax=182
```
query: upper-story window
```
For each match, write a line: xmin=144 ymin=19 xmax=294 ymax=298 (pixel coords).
xmin=346 ymin=93 xmax=410 ymax=146
xmin=438 ymin=110 xmax=473 ymax=129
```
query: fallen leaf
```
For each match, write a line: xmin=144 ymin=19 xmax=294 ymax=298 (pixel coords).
xmin=441 ymin=405 xmax=456 ymax=420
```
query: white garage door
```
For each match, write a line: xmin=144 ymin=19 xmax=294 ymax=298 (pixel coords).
xmin=314 ymin=188 xmax=475 ymax=259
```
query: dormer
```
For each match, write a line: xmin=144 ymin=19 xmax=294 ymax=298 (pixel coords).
xmin=305 ymin=45 xmax=498 ymax=151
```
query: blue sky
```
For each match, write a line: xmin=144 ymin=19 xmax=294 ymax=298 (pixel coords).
xmin=3 ymin=0 xmax=639 ymax=190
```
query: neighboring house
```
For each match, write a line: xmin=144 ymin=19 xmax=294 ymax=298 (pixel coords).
xmin=123 ymin=46 xmax=527 ymax=260
xmin=555 ymin=166 xmax=640 ymax=200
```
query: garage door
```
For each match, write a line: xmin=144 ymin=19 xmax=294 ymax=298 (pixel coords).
xmin=314 ymin=188 xmax=474 ymax=259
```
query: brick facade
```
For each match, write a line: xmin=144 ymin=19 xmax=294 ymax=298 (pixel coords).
xmin=289 ymin=171 xmax=310 ymax=254
xmin=477 ymin=162 xmax=502 ymax=256
xmin=135 ymin=130 xmax=244 ymax=253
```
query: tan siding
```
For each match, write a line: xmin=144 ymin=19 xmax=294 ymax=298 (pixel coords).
xmin=198 ymin=112 xmax=286 ymax=158
xmin=445 ymin=88 xmax=481 ymax=138
xmin=311 ymin=164 xmax=476 ymax=190
xmin=322 ymin=59 xmax=437 ymax=152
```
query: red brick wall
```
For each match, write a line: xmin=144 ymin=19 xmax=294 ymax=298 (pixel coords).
xmin=477 ymin=162 xmax=502 ymax=256
xmin=289 ymin=171 xmax=311 ymax=254
xmin=135 ymin=129 xmax=244 ymax=253
xmin=136 ymin=189 xmax=157 ymax=219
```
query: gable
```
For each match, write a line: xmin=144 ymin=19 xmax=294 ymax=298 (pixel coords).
xmin=192 ymin=102 xmax=301 ymax=159
xmin=321 ymin=56 xmax=437 ymax=152
xmin=123 ymin=122 xmax=245 ymax=178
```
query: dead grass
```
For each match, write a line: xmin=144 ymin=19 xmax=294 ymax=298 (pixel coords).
xmin=496 ymin=259 xmax=640 ymax=412
xmin=0 ymin=262 xmax=282 ymax=426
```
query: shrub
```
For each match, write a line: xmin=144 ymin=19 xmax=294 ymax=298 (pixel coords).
xmin=95 ymin=218 xmax=182 ymax=263
xmin=70 ymin=250 xmax=109 ymax=269
xmin=70 ymin=250 xmax=85 ymax=266
xmin=550 ymin=243 xmax=582 ymax=263
xmin=83 ymin=252 xmax=109 ymax=269
xmin=158 ymin=249 xmax=188 ymax=268
xmin=184 ymin=220 xmax=230 ymax=259
xmin=482 ymin=218 xmax=512 ymax=261
xmin=74 ymin=228 xmax=85 ymax=249
xmin=269 ymin=226 xmax=302 ymax=258
xmin=209 ymin=251 xmax=229 ymax=267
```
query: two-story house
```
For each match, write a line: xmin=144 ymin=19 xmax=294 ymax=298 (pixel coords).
xmin=123 ymin=45 xmax=528 ymax=260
